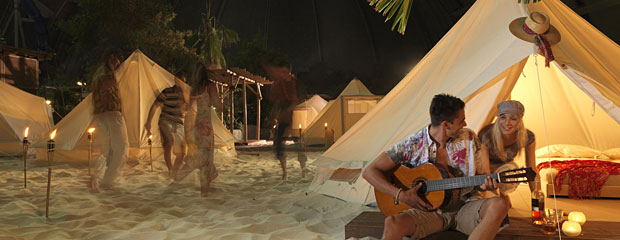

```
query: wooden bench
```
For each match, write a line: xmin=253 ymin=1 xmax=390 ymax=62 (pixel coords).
xmin=346 ymin=211 xmax=620 ymax=239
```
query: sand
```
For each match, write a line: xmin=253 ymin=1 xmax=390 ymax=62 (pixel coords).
xmin=3 ymin=147 xmax=616 ymax=240
xmin=0 ymin=150 xmax=371 ymax=240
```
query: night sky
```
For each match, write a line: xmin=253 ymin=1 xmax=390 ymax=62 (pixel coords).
xmin=172 ymin=0 xmax=620 ymax=98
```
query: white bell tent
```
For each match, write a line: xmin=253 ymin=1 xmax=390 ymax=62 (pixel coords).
xmin=34 ymin=50 xmax=236 ymax=163
xmin=309 ymin=0 xmax=620 ymax=205
xmin=289 ymin=94 xmax=328 ymax=137
xmin=0 ymin=81 xmax=53 ymax=156
xmin=302 ymin=79 xmax=382 ymax=145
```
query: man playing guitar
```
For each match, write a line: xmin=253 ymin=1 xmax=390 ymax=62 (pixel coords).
xmin=363 ymin=94 xmax=510 ymax=240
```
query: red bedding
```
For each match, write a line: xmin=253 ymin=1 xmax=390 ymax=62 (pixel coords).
xmin=537 ymin=160 xmax=620 ymax=199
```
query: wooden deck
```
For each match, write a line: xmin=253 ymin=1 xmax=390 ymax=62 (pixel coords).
xmin=345 ymin=211 xmax=620 ymax=239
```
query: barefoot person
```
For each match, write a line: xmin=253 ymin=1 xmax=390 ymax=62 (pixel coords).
xmin=174 ymin=65 xmax=222 ymax=196
xmin=89 ymin=50 xmax=129 ymax=193
xmin=362 ymin=94 xmax=510 ymax=239
xmin=262 ymin=54 xmax=305 ymax=180
xmin=145 ymin=72 xmax=189 ymax=178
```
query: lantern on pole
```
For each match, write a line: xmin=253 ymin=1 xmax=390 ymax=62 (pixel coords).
xmin=22 ymin=127 xmax=29 ymax=188
xmin=148 ymin=134 xmax=153 ymax=171
xmin=87 ymin=128 xmax=95 ymax=175
xmin=45 ymin=129 xmax=57 ymax=218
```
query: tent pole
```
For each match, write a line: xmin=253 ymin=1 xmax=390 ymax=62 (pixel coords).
xmin=243 ymin=80 xmax=248 ymax=142
xmin=219 ymin=84 xmax=224 ymax=122
xmin=229 ymin=75 xmax=234 ymax=133
xmin=256 ymin=84 xmax=262 ymax=140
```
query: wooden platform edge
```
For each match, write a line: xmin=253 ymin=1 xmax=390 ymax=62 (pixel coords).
xmin=547 ymin=184 xmax=620 ymax=198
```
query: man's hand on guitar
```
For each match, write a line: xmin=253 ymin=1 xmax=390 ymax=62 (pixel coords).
xmin=479 ymin=176 xmax=499 ymax=191
xmin=400 ymin=183 xmax=431 ymax=210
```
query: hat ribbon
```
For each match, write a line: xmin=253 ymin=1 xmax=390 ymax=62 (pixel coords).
xmin=522 ymin=23 xmax=555 ymax=67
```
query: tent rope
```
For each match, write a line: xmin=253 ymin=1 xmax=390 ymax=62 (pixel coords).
xmin=533 ymin=53 xmax=562 ymax=239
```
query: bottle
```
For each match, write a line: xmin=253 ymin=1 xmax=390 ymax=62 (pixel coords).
xmin=531 ymin=176 xmax=545 ymax=225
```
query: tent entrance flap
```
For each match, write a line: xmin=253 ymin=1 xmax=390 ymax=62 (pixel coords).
xmin=463 ymin=57 xmax=528 ymax=132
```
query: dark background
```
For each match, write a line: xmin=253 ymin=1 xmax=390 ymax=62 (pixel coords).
xmin=2 ymin=0 xmax=619 ymax=124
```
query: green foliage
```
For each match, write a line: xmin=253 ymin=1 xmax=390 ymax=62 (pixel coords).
xmin=368 ymin=0 xmax=413 ymax=35
xmin=187 ymin=2 xmax=239 ymax=67
xmin=61 ymin=0 xmax=201 ymax=82
xmin=228 ymin=33 xmax=269 ymax=76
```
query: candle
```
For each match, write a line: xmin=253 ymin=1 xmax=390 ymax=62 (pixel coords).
xmin=568 ymin=211 xmax=586 ymax=225
xmin=324 ymin=122 xmax=328 ymax=148
xmin=562 ymin=221 xmax=581 ymax=237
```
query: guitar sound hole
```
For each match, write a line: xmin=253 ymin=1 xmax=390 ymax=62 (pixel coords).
xmin=415 ymin=180 xmax=427 ymax=195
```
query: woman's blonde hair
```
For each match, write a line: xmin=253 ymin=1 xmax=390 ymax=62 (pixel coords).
xmin=491 ymin=115 xmax=527 ymax=161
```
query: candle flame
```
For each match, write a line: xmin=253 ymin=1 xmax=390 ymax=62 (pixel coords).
xmin=299 ymin=123 xmax=302 ymax=129
xmin=324 ymin=122 xmax=327 ymax=127
xmin=24 ymin=127 xmax=29 ymax=138
xmin=50 ymin=129 xmax=57 ymax=140
xmin=88 ymin=127 xmax=95 ymax=134
xmin=149 ymin=134 xmax=153 ymax=139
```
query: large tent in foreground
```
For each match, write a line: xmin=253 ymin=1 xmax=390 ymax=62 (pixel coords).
xmin=309 ymin=0 xmax=620 ymax=205
xmin=34 ymin=50 xmax=236 ymax=163
xmin=302 ymin=79 xmax=382 ymax=145
xmin=0 ymin=81 xmax=53 ymax=156
xmin=289 ymin=94 xmax=327 ymax=137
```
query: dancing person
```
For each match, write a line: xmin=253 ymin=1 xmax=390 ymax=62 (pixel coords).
xmin=479 ymin=100 xmax=536 ymax=191
xmin=89 ymin=50 xmax=129 ymax=193
xmin=362 ymin=94 xmax=510 ymax=240
xmin=174 ymin=65 xmax=222 ymax=196
xmin=263 ymin=55 xmax=305 ymax=180
xmin=145 ymin=72 xmax=189 ymax=179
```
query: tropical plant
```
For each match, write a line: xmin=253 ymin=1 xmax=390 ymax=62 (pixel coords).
xmin=369 ymin=0 xmax=542 ymax=34
xmin=61 ymin=0 xmax=200 ymax=83
xmin=188 ymin=0 xmax=239 ymax=68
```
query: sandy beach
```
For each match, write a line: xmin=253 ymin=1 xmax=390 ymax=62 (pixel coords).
xmin=0 ymin=149 xmax=371 ymax=240
xmin=2 ymin=145 xmax=617 ymax=240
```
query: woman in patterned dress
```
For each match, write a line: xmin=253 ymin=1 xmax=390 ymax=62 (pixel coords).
xmin=175 ymin=65 xmax=222 ymax=196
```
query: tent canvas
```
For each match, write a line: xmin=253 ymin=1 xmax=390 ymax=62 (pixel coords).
xmin=34 ymin=50 xmax=236 ymax=162
xmin=289 ymin=94 xmax=327 ymax=137
xmin=302 ymin=79 xmax=382 ymax=145
xmin=0 ymin=81 xmax=53 ymax=155
xmin=309 ymin=0 xmax=620 ymax=205
xmin=210 ymin=107 xmax=237 ymax=151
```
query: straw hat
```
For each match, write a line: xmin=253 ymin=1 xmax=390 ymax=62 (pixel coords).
xmin=509 ymin=12 xmax=561 ymax=45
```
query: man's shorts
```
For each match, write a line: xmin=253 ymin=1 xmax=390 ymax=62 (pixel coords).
xmin=159 ymin=118 xmax=186 ymax=154
xmin=403 ymin=198 xmax=489 ymax=239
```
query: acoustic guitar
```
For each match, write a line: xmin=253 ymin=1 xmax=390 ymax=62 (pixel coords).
xmin=375 ymin=163 xmax=536 ymax=216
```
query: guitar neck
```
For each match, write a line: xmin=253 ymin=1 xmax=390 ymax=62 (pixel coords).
xmin=425 ymin=173 xmax=499 ymax=192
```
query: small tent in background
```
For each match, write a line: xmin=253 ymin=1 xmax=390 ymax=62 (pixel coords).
xmin=302 ymin=79 xmax=382 ymax=145
xmin=0 ymin=81 xmax=53 ymax=156
xmin=289 ymin=94 xmax=327 ymax=137
xmin=34 ymin=50 xmax=236 ymax=163
xmin=309 ymin=0 xmax=620 ymax=205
